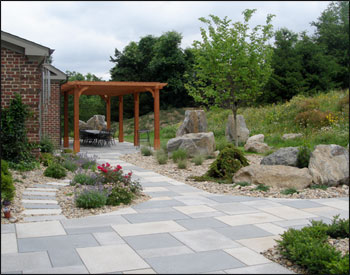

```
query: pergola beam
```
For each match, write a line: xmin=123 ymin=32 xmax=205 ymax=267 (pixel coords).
xmin=133 ymin=92 xmax=139 ymax=146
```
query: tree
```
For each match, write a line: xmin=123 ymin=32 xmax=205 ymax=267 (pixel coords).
xmin=185 ymin=10 xmax=275 ymax=146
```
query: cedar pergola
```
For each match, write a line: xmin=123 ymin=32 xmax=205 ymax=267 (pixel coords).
xmin=61 ymin=81 xmax=167 ymax=153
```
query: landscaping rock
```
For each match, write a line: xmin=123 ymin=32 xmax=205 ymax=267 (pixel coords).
xmin=86 ymin=115 xmax=107 ymax=130
xmin=308 ymin=144 xmax=349 ymax=186
xmin=225 ymin=114 xmax=250 ymax=143
xmin=167 ymin=132 xmax=216 ymax=157
xmin=244 ymin=142 xmax=270 ymax=153
xmin=176 ymin=110 xmax=207 ymax=136
xmin=79 ymin=120 xmax=90 ymax=130
xmin=246 ymin=134 xmax=265 ymax=144
xmin=233 ymin=164 xmax=312 ymax=189
xmin=282 ymin=133 xmax=303 ymax=140
xmin=261 ymin=147 xmax=299 ymax=167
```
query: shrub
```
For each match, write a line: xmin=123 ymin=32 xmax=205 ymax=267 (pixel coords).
xmin=297 ymin=98 xmax=320 ymax=112
xmin=141 ymin=146 xmax=153 ymax=156
xmin=71 ymin=172 xmax=98 ymax=186
xmin=63 ymin=148 xmax=73 ymax=154
xmin=234 ymin=181 xmax=251 ymax=187
xmin=172 ymin=149 xmax=188 ymax=163
xmin=75 ymin=152 xmax=97 ymax=170
xmin=1 ymin=160 xmax=15 ymax=202
xmin=309 ymin=184 xmax=328 ymax=190
xmin=297 ymin=145 xmax=311 ymax=168
xmin=62 ymin=160 xmax=78 ymax=172
xmin=337 ymin=93 xmax=349 ymax=114
xmin=326 ymin=215 xmax=349 ymax=238
xmin=177 ymin=159 xmax=187 ymax=169
xmin=156 ymin=150 xmax=168 ymax=165
xmin=281 ymin=188 xmax=298 ymax=195
xmin=39 ymin=136 xmax=54 ymax=153
xmin=106 ymin=185 xmax=134 ymax=206
xmin=207 ymin=144 xmax=248 ymax=180
xmin=325 ymin=254 xmax=349 ymax=275
xmin=75 ymin=188 xmax=107 ymax=209
xmin=8 ymin=161 xmax=40 ymax=171
xmin=193 ymin=155 xmax=204 ymax=166
xmin=295 ymin=109 xmax=332 ymax=128
xmin=254 ymin=184 xmax=270 ymax=192
xmin=44 ymin=163 xmax=67 ymax=179
xmin=40 ymin=153 xmax=54 ymax=167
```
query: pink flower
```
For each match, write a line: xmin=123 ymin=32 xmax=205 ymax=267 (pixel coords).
xmin=128 ymin=172 xmax=132 ymax=176
xmin=102 ymin=164 xmax=105 ymax=167
xmin=117 ymin=165 xmax=122 ymax=170
xmin=106 ymin=163 xmax=110 ymax=167
xmin=97 ymin=166 xmax=102 ymax=170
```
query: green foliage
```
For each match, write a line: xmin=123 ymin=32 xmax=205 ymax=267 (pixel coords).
xmin=63 ymin=148 xmax=73 ymax=154
xmin=234 ymin=181 xmax=251 ymax=187
xmin=71 ymin=173 xmax=97 ymax=186
xmin=1 ymin=160 xmax=15 ymax=202
xmin=44 ymin=163 xmax=67 ymax=179
xmin=8 ymin=161 xmax=40 ymax=171
xmin=156 ymin=150 xmax=168 ymax=165
xmin=309 ymin=184 xmax=328 ymax=190
xmin=193 ymin=155 xmax=204 ymax=166
xmin=277 ymin=217 xmax=349 ymax=274
xmin=39 ymin=136 xmax=54 ymax=153
xmin=254 ymin=184 xmax=270 ymax=192
xmin=172 ymin=149 xmax=188 ymax=163
xmin=326 ymin=215 xmax=349 ymax=238
xmin=75 ymin=189 xmax=107 ymax=209
xmin=141 ymin=146 xmax=153 ymax=156
xmin=40 ymin=153 xmax=54 ymax=167
xmin=106 ymin=185 xmax=134 ymax=206
xmin=1 ymin=93 xmax=34 ymax=163
xmin=207 ymin=144 xmax=248 ymax=180
xmin=295 ymin=109 xmax=333 ymax=128
xmin=297 ymin=145 xmax=312 ymax=168
xmin=177 ymin=159 xmax=187 ymax=169
xmin=62 ymin=160 xmax=79 ymax=172
xmin=281 ymin=188 xmax=298 ymax=195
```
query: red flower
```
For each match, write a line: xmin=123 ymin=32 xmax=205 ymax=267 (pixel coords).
xmin=128 ymin=172 xmax=132 ymax=176
xmin=117 ymin=165 xmax=122 ymax=170
xmin=102 ymin=164 xmax=105 ymax=167
xmin=106 ymin=163 xmax=110 ymax=167
xmin=124 ymin=175 xmax=129 ymax=179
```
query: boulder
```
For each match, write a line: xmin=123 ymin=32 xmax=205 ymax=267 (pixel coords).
xmin=167 ymin=132 xmax=215 ymax=157
xmin=176 ymin=110 xmax=207 ymax=137
xmin=261 ymin=147 xmax=299 ymax=167
xmin=246 ymin=134 xmax=264 ymax=144
xmin=308 ymin=144 xmax=349 ymax=186
xmin=233 ymin=164 xmax=312 ymax=189
xmin=225 ymin=115 xmax=250 ymax=143
xmin=282 ymin=133 xmax=303 ymax=140
xmin=79 ymin=120 xmax=89 ymax=130
xmin=244 ymin=142 xmax=270 ymax=153
xmin=86 ymin=115 xmax=107 ymax=130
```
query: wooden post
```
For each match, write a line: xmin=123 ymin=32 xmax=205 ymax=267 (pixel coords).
xmin=154 ymin=88 xmax=160 ymax=150
xmin=73 ymin=89 xmax=81 ymax=153
xmin=118 ymin=95 xmax=124 ymax=142
xmin=63 ymin=92 xmax=69 ymax=148
xmin=134 ymin=92 xmax=139 ymax=146
xmin=106 ymin=96 xmax=111 ymax=130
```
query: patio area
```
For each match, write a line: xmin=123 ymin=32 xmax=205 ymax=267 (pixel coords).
xmin=1 ymin=143 xmax=349 ymax=274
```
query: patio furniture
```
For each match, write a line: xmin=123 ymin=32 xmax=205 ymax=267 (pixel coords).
xmin=138 ymin=129 xmax=151 ymax=147
xmin=80 ymin=129 xmax=113 ymax=147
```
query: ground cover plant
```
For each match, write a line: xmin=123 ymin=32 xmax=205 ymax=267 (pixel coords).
xmin=1 ymin=160 xmax=15 ymax=203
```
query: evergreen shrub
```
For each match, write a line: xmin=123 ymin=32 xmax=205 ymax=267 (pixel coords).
xmin=1 ymin=160 xmax=15 ymax=202
xmin=44 ymin=163 xmax=67 ymax=179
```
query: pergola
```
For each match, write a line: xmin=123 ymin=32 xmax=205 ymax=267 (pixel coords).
xmin=61 ymin=81 xmax=167 ymax=153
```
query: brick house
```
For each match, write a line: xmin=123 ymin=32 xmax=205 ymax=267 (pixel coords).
xmin=1 ymin=31 xmax=66 ymax=149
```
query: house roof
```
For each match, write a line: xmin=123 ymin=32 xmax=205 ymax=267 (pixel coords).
xmin=42 ymin=64 xmax=67 ymax=81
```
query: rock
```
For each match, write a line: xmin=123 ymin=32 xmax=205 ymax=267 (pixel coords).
xmin=246 ymin=134 xmax=265 ymax=144
xmin=308 ymin=144 xmax=349 ymax=186
xmin=282 ymin=133 xmax=303 ymax=140
xmin=167 ymin=132 xmax=216 ymax=157
xmin=79 ymin=120 xmax=90 ymax=130
xmin=244 ymin=142 xmax=270 ymax=153
xmin=86 ymin=115 xmax=107 ymax=130
xmin=233 ymin=164 xmax=312 ymax=189
xmin=176 ymin=110 xmax=207 ymax=136
xmin=225 ymin=115 xmax=250 ymax=143
xmin=261 ymin=147 xmax=299 ymax=167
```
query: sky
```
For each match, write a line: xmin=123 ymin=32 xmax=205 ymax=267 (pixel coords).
xmin=1 ymin=1 xmax=332 ymax=80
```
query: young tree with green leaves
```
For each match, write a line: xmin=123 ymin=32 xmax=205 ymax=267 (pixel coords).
xmin=185 ymin=10 xmax=275 ymax=146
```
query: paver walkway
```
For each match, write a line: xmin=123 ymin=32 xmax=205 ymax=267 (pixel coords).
xmin=1 ymin=141 xmax=349 ymax=274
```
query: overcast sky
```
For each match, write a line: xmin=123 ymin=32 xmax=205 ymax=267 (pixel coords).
xmin=2 ymin=1 xmax=331 ymax=80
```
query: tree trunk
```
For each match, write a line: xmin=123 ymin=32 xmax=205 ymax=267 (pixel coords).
xmin=232 ymin=105 xmax=238 ymax=147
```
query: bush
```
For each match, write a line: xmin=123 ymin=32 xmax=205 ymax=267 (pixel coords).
xmin=281 ymin=188 xmax=298 ymax=195
xmin=156 ymin=150 xmax=168 ymax=165
xmin=75 ymin=189 xmax=107 ymax=209
xmin=62 ymin=160 xmax=78 ymax=172
xmin=40 ymin=153 xmax=54 ymax=167
xmin=309 ymin=184 xmax=328 ymax=190
xmin=106 ymin=185 xmax=134 ymax=206
xmin=71 ymin=172 xmax=99 ymax=186
xmin=75 ymin=152 xmax=97 ymax=170
xmin=141 ymin=146 xmax=153 ymax=156
xmin=177 ymin=159 xmax=187 ymax=169
xmin=8 ymin=161 xmax=40 ymax=171
xmin=207 ymin=144 xmax=248 ymax=180
xmin=63 ymin=148 xmax=74 ymax=154
xmin=326 ymin=215 xmax=349 ymax=238
xmin=39 ymin=136 xmax=54 ymax=153
xmin=295 ymin=109 xmax=332 ymax=128
xmin=234 ymin=181 xmax=251 ymax=187
xmin=1 ymin=160 xmax=15 ymax=202
xmin=172 ymin=149 xmax=188 ymax=163
xmin=337 ymin=93 xmax=349 ymax=114
xmin=193 ymin=155 xmax=204 ymax=166
xmin=254 ymin=184 xmax=270 ymax=192
xmin=297 ymin=98 xmax=320 ymax=112
xmin=297 ymin=145 xmax=312 ymax=168
xmin=44 ymin=163 xmax=67 ymax=179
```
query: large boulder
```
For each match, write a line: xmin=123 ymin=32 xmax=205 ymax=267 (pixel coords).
xmin=79 ymin=120 xmax=90 ymax=130
xmin=246 ymin=134 xmax=265 ymax=144
xmin=308 ymin=144 xmax=349 ymax=186
xmin=244 ymin=142 xmax=270 ymax=153
xmin=176 ymin=110 xmax=207 ymax=137
xmin=86 ymin=115 xmax=107 ymax=130
xmin=261 ymin=147 xmax=299 ymax=167
xmin=233 ymin=164 xmax=312 ymax=189
xmin=225 ymin=115 xmax=250 ymax=143
xmin=282 ymin=133 xmax=303 ymax=140
xmin=167 ymin=132 xmax=215 ymax=157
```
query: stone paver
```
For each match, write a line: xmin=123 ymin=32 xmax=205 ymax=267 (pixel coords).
xmin=2 ymin=142 xmax=348 ymax=274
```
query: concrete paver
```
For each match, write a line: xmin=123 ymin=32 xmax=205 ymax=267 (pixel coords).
xmin=2 ymin=142 xmax=349 ymax=274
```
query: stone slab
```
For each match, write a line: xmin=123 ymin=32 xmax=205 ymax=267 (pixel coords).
xmin=224 ymin=247 xmax=271 ymax=265
xmin=211 ymin=202 xmax=260 ymax=215
xmin=206 ymin=195 xmax=262 ymax=203
xmin=65 ymin=226 xmax=115 ymax=235
xmin=45 ymin=182 xmax=69 ymax=186
xmin=22 ymin=200 xmax=58 ymax=205
xmin=120 ymin=211 xmax=190 ymax=223
xmin=61 ymin=214 xmax=129 ymax=228
xmin=254 ymin=223 xmax=287 ymax=235
xmin=26 ymin=188 xmax=57 ymax=192
xmin=171 ymin=228 xmax=241 ymax=252
xmin=22 ymin=191 xmax=56 ymax=196
xmin=318 ymin=199 xmax=349 ymax=211
xmin=124 ymin=233 xmax=184 ymax=250
xmin=225 ymin=262 xmax=294 ymax=274
xmin=22 ymin=204 xmax=60 ymax=209
xmin=48 ymin=248 xmax=83 ymax=267
xmin=143 ymin=187 xmax=169 ymax=192
xmin=262 ymin=206 xmax=318 ymax=220
xmin=236 ymin=235 xmax=282 ymax=253
xmin=241 ymin=200 xmax=284 ymax=209
xmin=1 ymin=224 xmax=15 ymax=234
xmin=22 ymin=195 xmax=56 ymax=200
xmin=273 ymin=219 xmax=311 ymax=228
xmin=173 ymin=205 xmax=217 ymax=215
xmin=23 ymin=265 xmax=88 ymax=274
xmin=131 ymin=199 xmax=186 ymax=209
xmin=215 ymin=212 xmax=282 ymax=226
xmin=23 ymin=209 xmax=62 ymax=215
xmin=277 ymin=200 xmax=324 ymax=209
xmin=1 ymin=233 xmax=18 ymax=254
xmin=23 ymin=215 xmax=67 ymax=223
xmin=93 ymin=231 xmax=125 ymax=245
xmin=77 ymin=244 xmax=150 ymax=273
xmin=137 ymin=246 xmax=194 ymax=259
xmin=112 ymin=220 xmax=186 ymax=237
xmin=214 ymin=224 xmax=273 ymax=240
xmin=1 ymin=252 xmax=52 ymax=273
xmin=16 ymin=221 xmax=66 ymax=238
xmin=173 ymin=195 xmax=218 ymax=206
xmin=33 ymin=184 xmax=60 ymax=189
xmin=176 ymin=217 xmax=229 ymax=230
xmin=302 ymin=206 xmax=349 ymax=219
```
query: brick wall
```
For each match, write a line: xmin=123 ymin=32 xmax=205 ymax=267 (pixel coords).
xmin=1 ymin=47 xmax=61 ymax=149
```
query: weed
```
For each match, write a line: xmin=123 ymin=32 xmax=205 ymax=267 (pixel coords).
xmin=177 ymin=159 xmax=187 ymax=169
xmin=156 ymin=150 xmax=168 ymax=164
xmin=141 ymin=146 xmax=153 ymax=156
xmin=234 ymin=181 xmax=251 ymax=187
xmin=193 ymin=155 xmax=204 ymax=165
xmin=309 ymin=184 xmax=328 ymax=190
xmin=281 ymin=188 xmax=299 ymax=195
xmin=254 ymin=184 xmax=270 ymax=192
xmin=172 ymin=149 xmax=188 ymax=163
